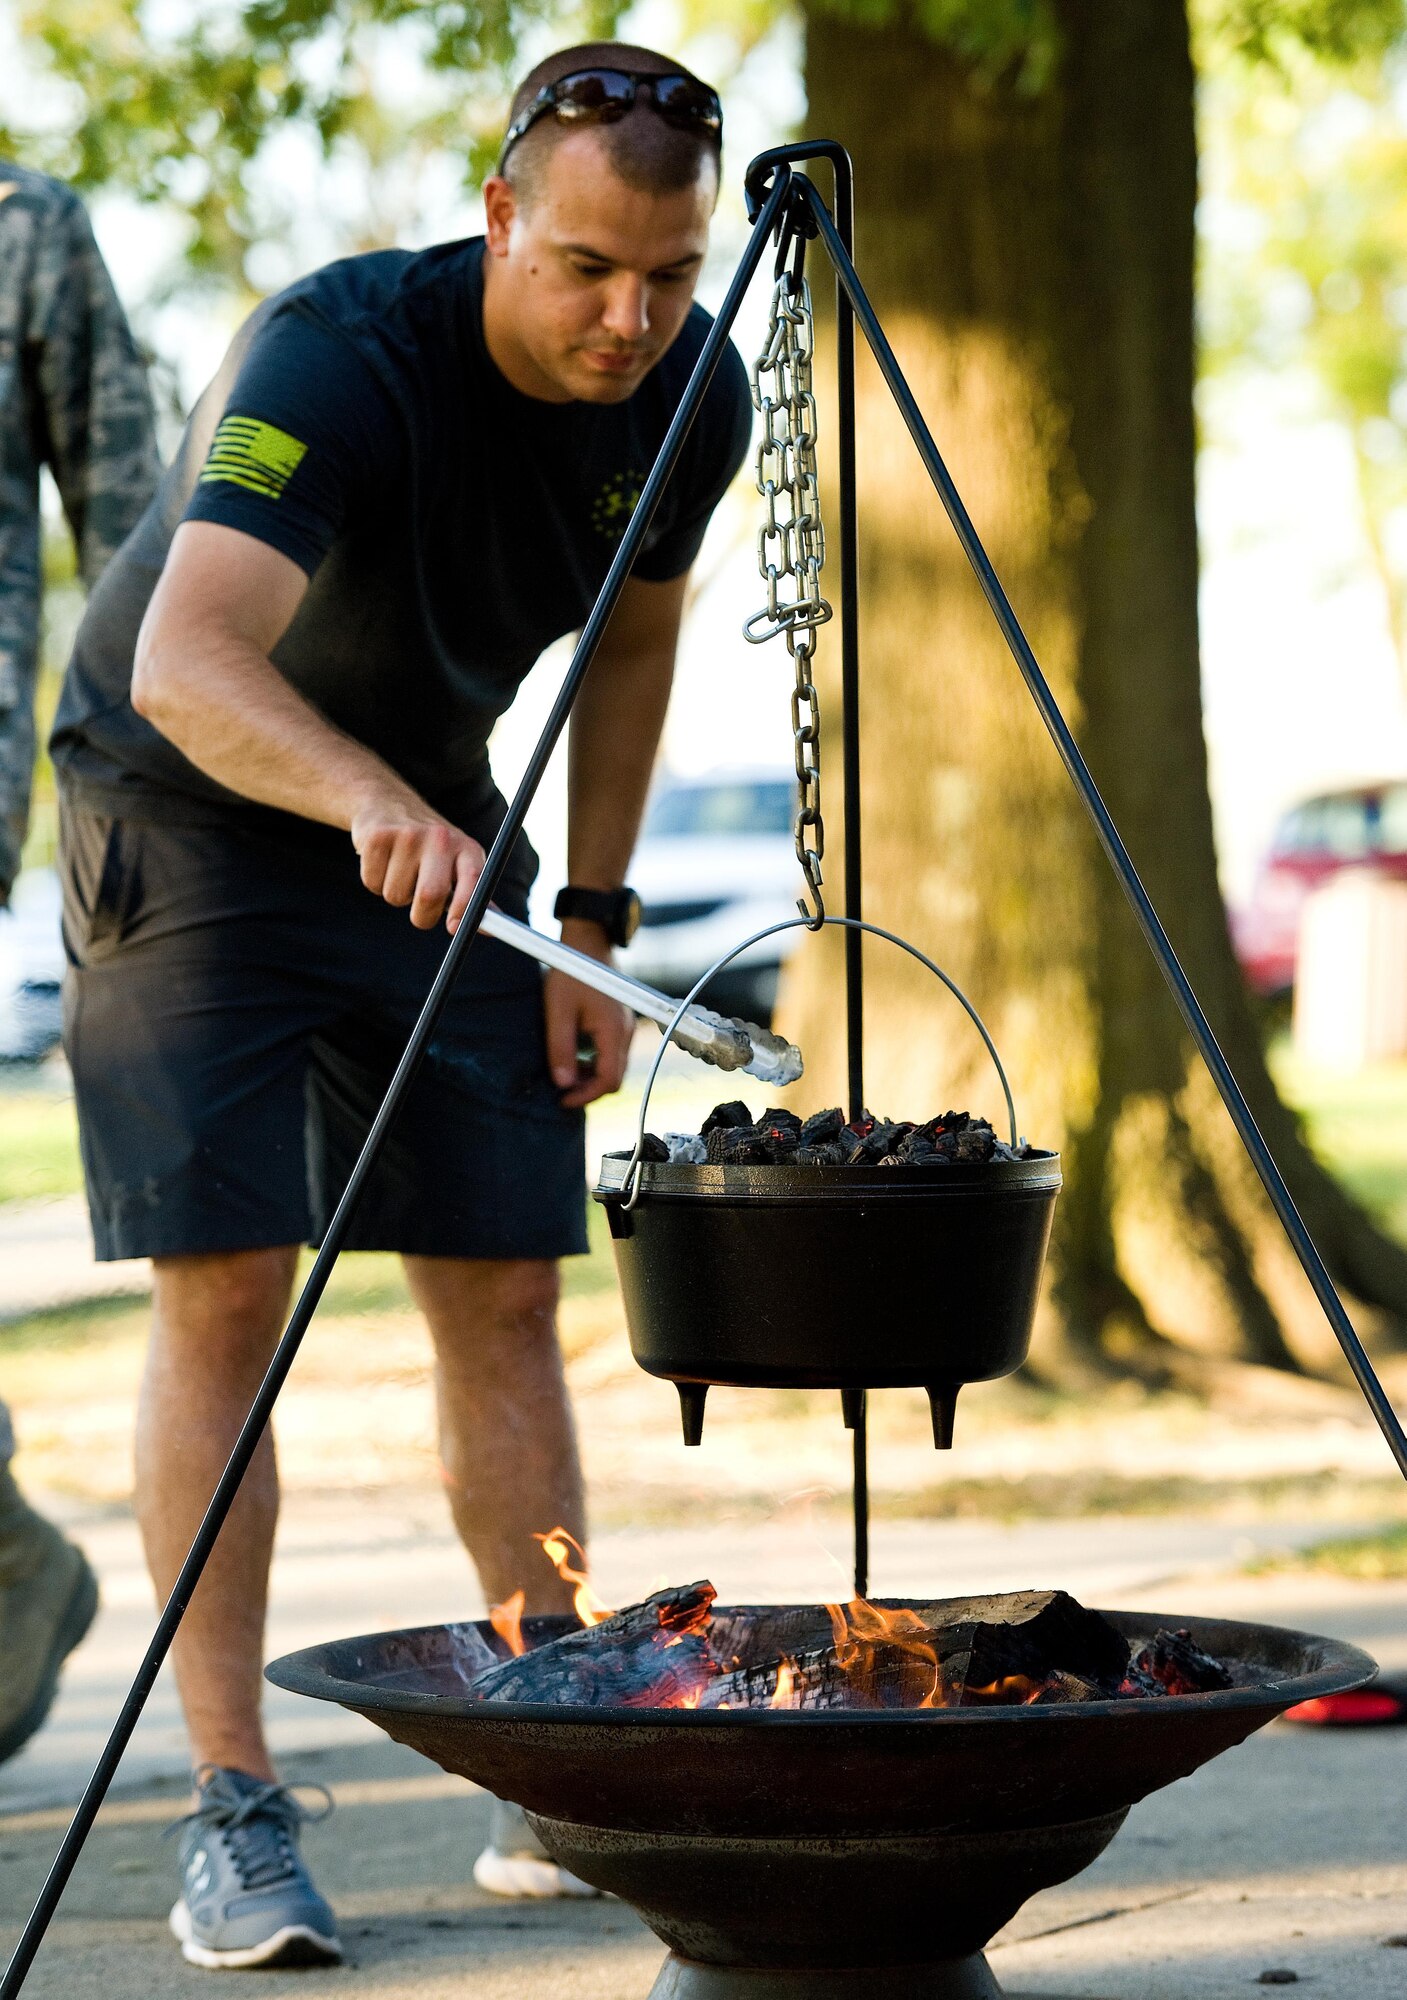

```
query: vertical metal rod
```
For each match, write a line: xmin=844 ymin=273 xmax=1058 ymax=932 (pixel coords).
xmin=0 ymin=170 xmax=794 ymax=2000
xmin=803 ymin=187 xmax=1407 ymax=1483
xmin=832 ymin=158 xmax=864 ymax=1129
xmin=852 ymin=1392 xmax=869 ymax=1601
xmin=830 ymin=157 xmax=869 ymax=1598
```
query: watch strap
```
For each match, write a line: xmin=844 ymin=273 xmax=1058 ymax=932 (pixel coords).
xmin=554 ymin=885 xmax=639 ymax=946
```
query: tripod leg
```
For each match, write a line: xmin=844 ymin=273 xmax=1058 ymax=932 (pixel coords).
xmin=852 ymin=1391 xmax=869 ymax=1601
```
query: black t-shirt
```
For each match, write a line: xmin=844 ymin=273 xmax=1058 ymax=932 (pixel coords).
xmin=52 ymin=236 xmax=752 ymax=895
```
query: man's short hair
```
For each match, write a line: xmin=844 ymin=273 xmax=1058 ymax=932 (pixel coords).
xmin=501 ymin=42 xmax=720 ymax=204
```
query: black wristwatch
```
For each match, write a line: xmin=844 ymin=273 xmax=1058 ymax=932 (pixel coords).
xmin=554 ymin=885 xmax=642 ymax=948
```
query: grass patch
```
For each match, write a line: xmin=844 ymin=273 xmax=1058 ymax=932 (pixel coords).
xmin=905 ymin=1468 xmax=1407 ymax=1523
xmin=1 ymin=1293 xmax=145 ymax=1354
xmin=593 ymin=1471 xmax=1407 ymax=1531
xmin=1270 ymin=1043 xmax=1407 ymax=1241
xmin=1250 ymin=1521 xmax=1407 ymax=1579
xmin=0 ymin=1085 xmax=82 ymax=1204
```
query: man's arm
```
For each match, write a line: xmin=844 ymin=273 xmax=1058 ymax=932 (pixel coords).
xmin=544 ymin=570 xmax=687 ymax=1108
xmin=133 ymin=520 xmax=485 ymax=930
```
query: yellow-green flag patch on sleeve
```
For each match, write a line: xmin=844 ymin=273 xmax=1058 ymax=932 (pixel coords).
xmin=199 ymin=416 xmax=308 ymax=501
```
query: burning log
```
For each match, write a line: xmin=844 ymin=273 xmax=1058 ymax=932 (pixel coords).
xmin=926 ymin=1590 xmax=1131 ymax=1696
xmin=464 ymin=1581 xmax=1239 ymax=1714
xmin=468 ymin=1581 xmax=721 ymax=1709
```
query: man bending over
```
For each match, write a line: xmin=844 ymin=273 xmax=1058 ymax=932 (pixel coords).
xmin=50 ymin=42 xmax=748 ymax=1967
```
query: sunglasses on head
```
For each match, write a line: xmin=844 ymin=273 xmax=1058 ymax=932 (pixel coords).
xmin=500 ymin=68 xmax=723 ymax=162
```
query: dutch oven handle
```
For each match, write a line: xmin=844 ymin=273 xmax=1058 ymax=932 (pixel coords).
xmin=616 ymin=915 xmax=1019 ymax=1210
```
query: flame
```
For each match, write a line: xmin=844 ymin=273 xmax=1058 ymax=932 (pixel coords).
xmin=823 ymin=1597 xmax=943 ymax=1707
xmin=966 ymin=1674 xmax=1043 ymax=1706
xmin=535 ymin=1526 xmax=613 ymax=1629
xmin=771 ymin=1657 xmax=798 ymax=1708
xmin=489 ymin=1588 xmax=527 ymax=1657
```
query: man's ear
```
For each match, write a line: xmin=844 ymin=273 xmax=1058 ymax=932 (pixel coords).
xmin=482 ymin=175 xmax=518 ymax=257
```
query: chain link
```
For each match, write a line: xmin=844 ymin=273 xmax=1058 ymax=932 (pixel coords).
xmin=744 ymin=269 xmax=832 ymax=927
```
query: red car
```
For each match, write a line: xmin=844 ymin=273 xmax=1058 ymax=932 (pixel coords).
xmin=1234 ymin=782 xmax=1407 ymax=997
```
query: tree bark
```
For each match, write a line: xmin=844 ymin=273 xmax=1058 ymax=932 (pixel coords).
xmin=788 ymin=0 xmax=1407 ymax=1374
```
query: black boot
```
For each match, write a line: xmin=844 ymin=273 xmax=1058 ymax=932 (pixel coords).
xmin=0 ymin=1463 xmax=99 ymax=1764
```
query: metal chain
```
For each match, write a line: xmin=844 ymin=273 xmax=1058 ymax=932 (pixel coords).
xmin=744 ymin=268 xmax=833 ymax=927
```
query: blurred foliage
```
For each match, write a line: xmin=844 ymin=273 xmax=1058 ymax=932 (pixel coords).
xmin=5 ymin=0 xmax=1404 ymax=297
xmin=1200 ymin=0 xmax=1406 ymax=67
xmin=1 ymin=0 xmax=625 ymax=288
xmin=1201 ymin=23 xmax=1407 ymax=689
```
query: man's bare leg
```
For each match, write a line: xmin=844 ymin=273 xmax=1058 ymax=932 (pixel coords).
xmin=135 ymin=1247 xmax=299 ymax=1780
xmin=402 ymin=1256 xmax=583 ymax=1617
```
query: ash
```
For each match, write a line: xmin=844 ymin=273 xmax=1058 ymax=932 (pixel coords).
xmin=644 ymin=1102 xmax=1047 ymax=1169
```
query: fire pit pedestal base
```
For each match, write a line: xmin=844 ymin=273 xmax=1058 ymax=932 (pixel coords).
xmin=527 ymin=1807 xmax=1127 ymax=1986
xmin=648 ymin=1950 xmax=1006 ymax=1998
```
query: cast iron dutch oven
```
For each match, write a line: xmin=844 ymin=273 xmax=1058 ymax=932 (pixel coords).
xmin=594 ymin=919 xmax=1061 ymax=1442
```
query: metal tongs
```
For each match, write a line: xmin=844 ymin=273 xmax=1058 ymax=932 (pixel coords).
xmin=478 ymin=907 xmax=803 ymax=1085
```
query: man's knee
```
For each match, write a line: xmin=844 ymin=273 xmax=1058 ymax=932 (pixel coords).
xmin=151 ymin=1246 xmax=299 ymax=1347
xmin=407 ymin=1255 xmax=560 ymax=1337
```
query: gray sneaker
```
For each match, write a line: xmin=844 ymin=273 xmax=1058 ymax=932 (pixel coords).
xmin=0 ymin=1466 xmax=99 ymax=1766
xmin=168 ymin=1767 xmax=342 ymax=1968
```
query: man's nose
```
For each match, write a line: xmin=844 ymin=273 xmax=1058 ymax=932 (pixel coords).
xmin=601 ymin=276 xmax=649 ymax=343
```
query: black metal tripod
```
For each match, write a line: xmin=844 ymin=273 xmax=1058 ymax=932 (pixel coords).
xmin=4 ymin=143 xmax=1405 ymax=1998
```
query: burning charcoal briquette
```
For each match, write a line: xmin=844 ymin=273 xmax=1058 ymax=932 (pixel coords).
xmin=955 ymin=1127 xmax=996 ymax=1164
xmin=1129 ymin=1628 xmax=1234 ymax=1696
xmin=837 ymin=1129 xmax=871 ymax=1166
xmin=705 ymin=1124 xmax=769 ymax=1166
xmin=702 ymin=1100 xmax=754 ymax=1136
xmin=861 ymin=1120 xmax=906 ymax=1162
xmin=639 ymin=1133 xmax=671 ymax=1164
xmin=758 ymin=1109 xmax=802 ymax=1162
xmin=800 ymin=1106 xmax=845 ymax=1145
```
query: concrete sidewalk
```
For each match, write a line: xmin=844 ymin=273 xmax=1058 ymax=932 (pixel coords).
xmin=1 ymin=1494 xmax=1404 ymax=1997
xmin=0 ymin=1197 xmax=146 ymax=1321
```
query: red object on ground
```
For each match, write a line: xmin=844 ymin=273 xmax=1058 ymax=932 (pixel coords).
xmin=1282 ymin=1684 xmax=1407 ymax=1728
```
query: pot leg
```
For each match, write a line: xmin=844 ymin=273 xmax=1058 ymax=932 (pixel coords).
xmin=927 ymin=1385 xmax=960 ymax=1450
xmin=677 ymin=1383 xmax=709 ymax=1446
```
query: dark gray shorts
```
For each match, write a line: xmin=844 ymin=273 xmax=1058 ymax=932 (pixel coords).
xmin=59 ymin=801 xmax=587 ymax=1264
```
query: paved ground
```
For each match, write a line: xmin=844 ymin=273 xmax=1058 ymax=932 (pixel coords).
xmin=1 ymin=1493 xmax=1404 ymax=1998
xmin=0 ymin=1197 xmax=147 ymax=1319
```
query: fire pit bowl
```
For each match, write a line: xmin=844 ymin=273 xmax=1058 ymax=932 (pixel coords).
xmin=267 ymin=1605 xmax=1374 ymax=1999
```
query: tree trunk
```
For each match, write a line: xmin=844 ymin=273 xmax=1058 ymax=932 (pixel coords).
xmin=788 ymin=0 xmax=1407 ymax=1376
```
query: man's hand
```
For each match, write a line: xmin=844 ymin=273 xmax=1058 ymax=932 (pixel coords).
xmin=544 ymin=920 xmax=633 ymax=1108
xmin=351 ymin=793 xmax=486 ymax=933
